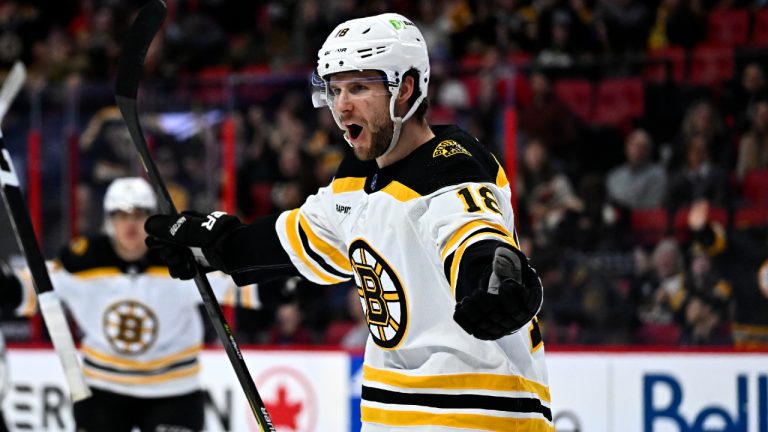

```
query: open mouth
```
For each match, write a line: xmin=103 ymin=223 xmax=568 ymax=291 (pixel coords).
xmin=346 ymin=124 xmax=363 ymax=140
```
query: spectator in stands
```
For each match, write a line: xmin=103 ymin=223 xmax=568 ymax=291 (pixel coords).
xmin=80 ymin=107 xmax=135 ymax=193
xmin=324 ymin=284 xmax=369 ymax=349
xmin=665 ymin=132 xmax=729 ymax=210
xmin=593 ymin=0 xmax=652 ymax=54
xmin=606 ymin=128 xmax=667 ymax=209
xmin=265 ymin=301 xmax=313 ymax=345
xmin=634 ymin=238 xmax=685 ymax=344
xmin=726 ymin=62 xmax=766 ymax=134
xmin=237 ymin=106 xmax=279 ymax=221
xmin=687 ymin=200 xmax=768 ymax=348
xmin=678 ymin=250 xmax=732 ymax=345
xmin=736 ymin=96 xmax=768 ymax=180
xmin=518 ymin=137 xmax=582 ymax=248
xmin=557 ymin=173 xmax=630 ymax=252
xmin=519 ymin=69 xmax=581 ymax=167
xmin=647 ymin=0 xmax=706 ymax=50
xmin=493 ymin=0 xmax=540 ymax=53
xmin=676 ymin=99 xmax=729 ymax=169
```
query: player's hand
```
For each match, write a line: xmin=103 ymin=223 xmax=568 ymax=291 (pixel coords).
xmin=144 ymin=210 xmax=243 ymax=280
xmin=453 ymin=246 xmax=543 ymax=341
xmin=0 ymin=259 xmax=22 ymax=310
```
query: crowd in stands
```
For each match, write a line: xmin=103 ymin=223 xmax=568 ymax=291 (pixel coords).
xmin=1 ymin=0 xmax=768 ymax=348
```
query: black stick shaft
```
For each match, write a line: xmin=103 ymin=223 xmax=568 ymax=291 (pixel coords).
xmin=0 ymin=139 xmax=53 ymax=294
xmin=114 ymin=1 xmax=275 ymax=430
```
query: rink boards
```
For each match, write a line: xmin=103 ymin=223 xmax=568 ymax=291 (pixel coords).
xmin=1 ymin=347 xmax=766 ymax=432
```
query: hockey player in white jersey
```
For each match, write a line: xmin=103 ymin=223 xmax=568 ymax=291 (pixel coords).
xmin=1 ymin=177 xmax=259 ymax=432
xmin=146 ymin=13 xmax=553 ymax=431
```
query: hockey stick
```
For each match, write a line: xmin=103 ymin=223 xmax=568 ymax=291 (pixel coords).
xmin=114 ymin=2 xmax=275 ymax=430
xmin=0 ymin=62 xmax=91 ymax=402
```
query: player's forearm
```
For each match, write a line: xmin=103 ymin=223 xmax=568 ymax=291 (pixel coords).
xmin=214 ymin=213 xmax=299 ymax=284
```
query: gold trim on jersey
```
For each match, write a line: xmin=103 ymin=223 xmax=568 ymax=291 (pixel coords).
xmin=145 ymin=266 xmax=171 ymax=277
xmin=284 ymin=209 xmax=347 ymax=284
xmin=361 ymin=407 xmax=555 ymax=432
xmin=241 ymin=284 xmax=256 ymax=309
xmin=71 ymin=266 xmax=171 ymax=279
xmin=298 ymin=213 xmax=353 ymax=272
xmin=332 ymin=177 xmax=366 ymax=194
xmin=441 ymin=220 xmax=515 ymax=261
xmin=492 ymin=155 xmax=510 ymax=189
xmin=82 ymin=344 xmax=202 ymax=370
xmin=363 ymin=365 xmax=551 ymax=402
xmin=223 ymin=285 xmax=236 ymax=306
xmin=380 ymin=181 xmax=421 ymax=202
xmin=83 ymin=363 xmax=200 ymax=385
xmin=72 ymin=267 xmax=123 ymax=278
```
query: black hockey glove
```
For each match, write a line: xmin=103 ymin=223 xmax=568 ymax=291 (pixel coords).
xmin=0 ymin=259 xmax=22 ymax=312
xmin=144 ymin=211 xmax=243 ymax=280
xmin=453 ymin=246 xmax=543 ymax=341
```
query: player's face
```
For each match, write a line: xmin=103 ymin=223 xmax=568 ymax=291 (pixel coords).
xmin=110 ymin=209 xmax=150 ymax=256
xmin=329 ymin=71 xmax=393 ymax=161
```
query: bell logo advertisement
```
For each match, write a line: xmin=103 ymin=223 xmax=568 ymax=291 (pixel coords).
xmin=548 ymin=352 xmax=768 ymax=432
xmin=1 ymin=349 xmax=766 ymax=431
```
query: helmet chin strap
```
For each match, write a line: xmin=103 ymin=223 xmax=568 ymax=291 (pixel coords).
xmin=379 ymin=117 xmax=402 ymax=160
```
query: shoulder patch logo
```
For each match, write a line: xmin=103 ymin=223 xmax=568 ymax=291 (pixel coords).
xmin=433 ymin=140 xmax=472 ymax=158
xmin=69 ymin=237 xmax=89 ymax=256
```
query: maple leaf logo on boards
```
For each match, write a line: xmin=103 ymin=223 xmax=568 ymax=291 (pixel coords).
xmin=268 ymin=385 xmax=303 ymax=429
xmin=252 ymin=366 xmax=318 ymax=431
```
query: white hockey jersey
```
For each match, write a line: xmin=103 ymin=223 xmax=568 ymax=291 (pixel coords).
xmin=275 ymin=125 xmax=553 ymax=431
xmin=15 ymin=235 xmax=259 ymax=398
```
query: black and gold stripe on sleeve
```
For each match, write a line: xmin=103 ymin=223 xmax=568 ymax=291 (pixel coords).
xmin=440 ymin=220 xmax=518 ymax=298
xmin=283 ymin=209 xmax=353 ymax=284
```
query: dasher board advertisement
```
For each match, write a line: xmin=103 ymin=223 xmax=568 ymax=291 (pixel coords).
xmin=1 ymin=348 xmax=767 ymax=431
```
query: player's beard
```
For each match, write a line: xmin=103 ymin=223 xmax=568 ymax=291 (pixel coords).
xmin=353 ymin=112 xmax=394 ymax=161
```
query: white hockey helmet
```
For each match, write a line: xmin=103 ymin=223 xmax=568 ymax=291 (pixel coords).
xmin=103 ymin=177 xmax=157 ymax=214
xmin=314 ymin=13 xmax=430 ymax=156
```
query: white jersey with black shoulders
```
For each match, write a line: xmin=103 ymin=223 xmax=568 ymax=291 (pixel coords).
xmin=273 ymin=125 xmax=553 ymax=431
xmin=15 ymin=235 xmax=259 ymax=398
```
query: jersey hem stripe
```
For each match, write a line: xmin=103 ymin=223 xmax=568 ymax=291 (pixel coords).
xmin=81 ymin=344 xmax=201 ymax=370
xmin=363 ymin=365 xmax=551 ymax=402
xmin=84 ymin=363 xmax=200 ymax=385
xmin=362 ymin=386 xmax=553 ymax=420
xmin=84 ymin=356 xmax=197 ymax=376
xmin=360 ymin=406 xmax=554 ymax=431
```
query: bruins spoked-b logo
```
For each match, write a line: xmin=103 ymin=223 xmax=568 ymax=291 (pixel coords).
xmin=349 ymin=240 xmax=408 ymax=349
xmin=103 ymin=300 xmax=158 ymax=355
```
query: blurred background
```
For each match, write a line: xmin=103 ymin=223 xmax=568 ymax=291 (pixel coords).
xmin=0 ymin=0 xmax=767 ymax=352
